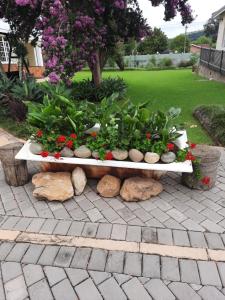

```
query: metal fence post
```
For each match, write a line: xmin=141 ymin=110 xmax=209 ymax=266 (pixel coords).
xmin=208 ymin=48 xmax=212 ymax=67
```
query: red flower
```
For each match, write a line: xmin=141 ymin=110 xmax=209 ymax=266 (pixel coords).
xmin=167 ymin=143 xmax=175 ymax=151
xmin=56 ymin=135 xmax=66 ymax=143
xmin=146 ymin=132 xmax=151 ymax=140
xmin=91 ymin=131 xmax=97 ymax=138
xmin=201 ymin=176 xmax=211 ymax=186
xmin=70 ymin=133 xmax=77 ymax=139
xmin=36 ymin=130 xmax=43 ymax=138
xmin=40 ymin=151 xmax=49 ymax=158
xmin=66 ymin=140 xmax=73 ymax=149
xmin=185 ymin=151 xmax=196 ymax=161
xmin=190 ymin=143 xmax=197 ymax=149
xmin=105 ymin=152 xmax=113 ymax=160
xmin=54 ymin=152 xmax=61 ymax=159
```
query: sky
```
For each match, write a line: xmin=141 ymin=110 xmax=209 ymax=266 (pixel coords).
xmin=138 ymin=0 xmax=225 ymax=38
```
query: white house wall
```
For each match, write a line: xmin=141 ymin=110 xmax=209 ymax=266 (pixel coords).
xmin=216 ymin=13 xmax=225 ymax=50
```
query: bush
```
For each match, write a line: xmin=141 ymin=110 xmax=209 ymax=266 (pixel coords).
xmin=157 ymin=57 xmax=173 ymax=68
xmin=72 ymin=77 xmax=127 ymax=102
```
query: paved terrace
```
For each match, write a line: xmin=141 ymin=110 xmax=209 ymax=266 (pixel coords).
xmin=0 ymin=134 xmax=225 ymax=299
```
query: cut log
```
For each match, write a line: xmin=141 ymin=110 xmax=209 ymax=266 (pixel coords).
xmin=0 ymin=142 xmax=29 ymax=186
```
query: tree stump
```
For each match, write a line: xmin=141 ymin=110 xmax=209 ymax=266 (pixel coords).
xmin=0 ymin=142 xmax=29 ymax=186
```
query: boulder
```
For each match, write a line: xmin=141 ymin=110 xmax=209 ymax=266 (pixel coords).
xmin=129 ymin=149 xmax=144 ymax=162
xmin=120 ymin=177 xmax=163 ymax=202
xmin=74 ymin=145 xmax=91 ymax=158
xmin=29 ymin=142 xmax=43 ymax=155
xmin=92 ymin=151 xmax=99 ymax=159
xmin=161 ymin=152 xmax=176 ymax=163
xmin=61 ymin=147 xmax=74 ymax=157
xmin=112 ymin=149 xmax=128 ymax=161
xmin=97 ymin=175 xmax=121 ymax=197
xmin=32 ymin=172 xmax=74 ymax=202
xmin=144 ymin=152 xmax=160 ymax=164
xmin=72 ymin=167 xmax=87 ymax=195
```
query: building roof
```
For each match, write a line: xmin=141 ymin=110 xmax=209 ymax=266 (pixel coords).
xmin=212 ymin=5 xmax=225 ymax=19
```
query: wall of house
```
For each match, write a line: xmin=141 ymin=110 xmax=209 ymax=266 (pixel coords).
xmin=216 ymin=13 xmax=225 ymax=50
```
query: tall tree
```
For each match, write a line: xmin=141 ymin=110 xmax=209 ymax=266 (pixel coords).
xmin=138 ymin=27 xmax=168 ymax=54
xmin=204 ymin=18 xmax=219 ymax=43
xmin=0 ymin=0 xmax=193 ymax=86
xmin=170 ymin=34 xmax=190 ymax=53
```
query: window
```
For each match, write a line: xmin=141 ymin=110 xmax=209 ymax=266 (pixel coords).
xmin=0 ymin=35 xmax=10 ymax=63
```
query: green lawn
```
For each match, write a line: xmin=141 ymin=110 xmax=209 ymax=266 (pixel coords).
xmin=76 ymin=69 xmax=225 ymax=144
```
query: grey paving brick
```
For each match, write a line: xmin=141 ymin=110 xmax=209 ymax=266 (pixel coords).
xmin=44 ymin=266 xmax=66 ymax=286
xmin=151 ymin=208 xmax=170 ymax=223
xmin=75 ymin=278 xmax=103 ymax=300
xmin=122 ymin=277 xmax=152 ymax=300
xmin=52 ymin=278 xmax=78 ymax=300
xmin=53 ymin=220 xmax=72 ymax=235
xmin=89 ymin=271 xmax=111 ymax=285
xmin=71 ymin=248 xmax=92 ymax=269
xmin=168 ymin=282 xmax=201 ymax=300
xmin=105 ymin=251 xmax=125 ymax=273
xmin=117 ymin=207 xmax=136 ymax=222
xmin=124 ymin=253 xmax=142 ymax=276
xmin=22 ymin=244 xmax=45 ymax=264
xmin=38 ymin=245 xmax=60 ymax=266
xmin=111 ymin=224 xmax=127 ymax=240
xmin=6 ymin=242 xmax=29 ymax=262
xmin=217 ymin=262 xmax=225 ymax=287
xmin=69 ymin=207 xmax=87 ymax=220
xmin=39 ymin=219 xmax=58 ymax=234
xmin=198 ymin=261 xmax=222 ymax=286
xmin=101 ymin=207 xmax=120 ymax=222
xmin=82 ymin=222 xmax=99 ymax=237
xmin=0 ymin=275 xmax=5 ymax=300
xmin=142 ymin=227 xmax=157 ymax=243
xmin=28 ymin=278 xmax=53 ymax=300
xmin=202 ymin=208 xmax=224 ymax=223
xmin=23 ymin=264 xmax=45 ymax=286
xmin=157 ymin=229 xmax=173 ymax=245
xmin=161 ymin=257 xmax=180 ymax=281
xmin=134 ymin=208 xmax=152 ymax=222
xmin=145 ymin=218 xmax=164 ymax=228
xmin=180 ymin=259 xmax=200 ymax=284
xmin=205 ymin=233 xmax=224 ymax=249
xmin=65 ymin=268 xmax=89 ymax=286
xmin=198 ymin=286 xmax=225 ymax=300
xmin=99 ymin=277 xmax=126 ymax=300
xmin=145 ymin=279 xmax=175 ymax=300
xmin=189 ymin=231 xmax=207 ymax=248
xmin=164 ymin=218 xmax=185 ymax=230
xmin=173 ymin=230 xmax=190 ymax=246
xmin=142 ymin=255 xmax=160 ymax=278
xmin=1 ymin=216 xmax=20 ymax=229
xmin=114 ymin=273 xmax=132 ymax=286
xmin=1 ymin=261 xmax=22 ymax=282
xmin=96 ymin=223 xmax=112 ymax=239
xmin=126 ymin=225 xmax=141 ymax=242
xmin=4 ymin=275 xmax=28 ymax=300
xmin=13 ymin=217 xmax=32 ymax=231
xmin=185 ymin=208 xmax=206 ymax=224
xmin=107 ymin=198 xmax=125 ymax=210
xmin=0 ymin=242 xmax=15 ymax=260
xmin=88 ymin=249 xmax=108 ymax=271
xmin=182 ymin=219 xmax=205 ymax=232
xmin=86 ymin=208 xmax=103 ymax=222
xmin=167 ymin=208 xmax=187 ymax=222
xmin=201 ymin=220 xmax=224 ymax=233
xmin=53 ymin=246 xmax=75 ymax=268
xmin=26 ymin=218 xmax=45 ymax=233
xmin=78 ymin=198 xmax=94 ymax=211
xmin=67 ymin=221 xmax=85 ymax=236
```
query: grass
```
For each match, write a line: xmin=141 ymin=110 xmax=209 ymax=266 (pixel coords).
xmin=75 ymin=69 xmax=225 ymax=144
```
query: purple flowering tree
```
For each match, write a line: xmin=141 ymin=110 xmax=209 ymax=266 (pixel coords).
xmin=0 ymin=0 xmax=193 ymax=86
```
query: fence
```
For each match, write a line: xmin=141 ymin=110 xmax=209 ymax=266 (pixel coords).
xmin=200 ymin=47 xmax=225 ymax=74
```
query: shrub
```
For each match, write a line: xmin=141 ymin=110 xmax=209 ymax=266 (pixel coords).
xmin=158 ymin=57 xmax=173 ymax=68
xmin=72 ymin=77 xmax=127 ymax=102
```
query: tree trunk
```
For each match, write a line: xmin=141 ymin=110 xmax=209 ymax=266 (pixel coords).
xmin=91 ymin=50 xmax=102 ymax=87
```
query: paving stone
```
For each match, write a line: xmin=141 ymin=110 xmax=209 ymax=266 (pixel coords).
xmin=167 ymin=208 xmax=187 ymax=222
xmin=173 ymin=230 xmax=190 ymax=246
xmin=23 ymin=264 xmax=45 ymax=286
xmin=217 ymin=263 xmax=225 ymax=287
xmin=54 ymin=246 xmax=75 ymax=267
xmin=202 ymin=208 xmax=224 ymax=224
xmin=99 ymin=207 xmax=120 ymax=222
xmin=0 ymin=242 xmax=15 ymax=260
xmin=190 ymin=284 xmax=202 ymax=291
xmin=69 ymin=207 xmax=87 ymax=220
xmin=164 ymin=218 xmax=185 ymax=230
xmin=28 ymin=278 xmax=53 ymax=300
xmin=78 ymin=198 xmax=94 ymax=211
xmin=142 ymin=255 xmax=160 ymax=278
xmin=198 ymin=286 xmax=225 ymax=300
xmin=82 ymin=222 xmax=99 ymax=237
xmin=13 ymin=217 xmax=32 ymax=231
xmin=142 ymin=227 xmax=157 ymax=243
xmin=113 ymin=273 xmax=132 ymax=286
xmin=105 ymin=251 xmax=125 ymax=274
xmin=124 ymin=253 xmax=142 ymax=276
xmin=39 ymin=219 xmax=58 ymax=234
xmin=4 ymin=275 xmax=28 ymax=300
xmin=1 ymin=261 xmax=22 ymax=282
xmin=198 ymin=261 xmax=222 ymax=286
xmin=185 ymin=208 xmax=206 ymax=224
xmin=189 ymin=231 xmax=207 ymax=248
xmin=168 ymin=282 xmax=201 ymax=300
xmin=145 ymin=218 xmax=164 ymax=228
xmin=134 ymin=208 xmax=152 ymax=222
xmin=99 ymin=277 xmax=127 ymax=300
xmin=96 ymin=223 xmax=112 ymax=239
xmin=67 ymin=221 xmax=85 ymax=236
xmin=52 ymin=279 xmax=78 ymax=300
xmin=65 ymin=268 xmax=89 ymax=286
xmin=205 ymin=233 xmax=224 ymax=249
xmin=108 ymin=198 xmax=125 ymax=211
xmin=22 ymin=244 xmax=45 ymax=264
xmin=38 ymin=245 xmax=60 ymax=266
xmin=75 ymin=278 xmax=103 ymax=300
xmin=26 ymin=218 xmax=45 ymax=233
xmin=182 ymin=219 xmax=205 ymax=232
xmin=86 ymin=208 xmax=103 ymax=222
xmin=1 ymin=216 xmax=20 ymax=229
xmin=122 ymin=277 xmax=152 ymax=300
xmin=88 ymin=249 xmax=108 ymax=271
xmin=6 ymin=242 xmax=29 ymax=262
xmin=71 ymin=248 xmax=92 ymax=269
xmin=161 ymin=257 xmax=180 ymax=281
xmin=89 ymin=271 xmax=111 ymax=285
xmin=111 ymin=224 xmax=127 ymax=241
xmin=53 ymin=220 xmax=72 ymax=235
xmin=180 ymin=259 xmax=200 ymax=284
xmin=150 ymin=208 xmax=170 ymax=223
xmin=117 ymin=207 xmax=136 ymax=222
xmin=44 ymin=266 xmax=67 ymax=286
xmin=157 ymin=229 xmax=173 ymax=245
xmin=145 ymin=279 xmax=175 ymax=300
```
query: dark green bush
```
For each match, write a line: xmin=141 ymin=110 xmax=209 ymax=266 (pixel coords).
xmin=72 ymin=77 xmax=127 ymax=102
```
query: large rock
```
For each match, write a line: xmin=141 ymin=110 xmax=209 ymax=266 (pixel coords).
xmin=129 ymin=149 xmax=144 ymax=162
xmin=144 ymin=152 xmax=160 ymax=164
xmin=74 ymin=145 xmax=91 ymax=158
xmin=120 ymin=177 xmax=163 ymax=202
xmin=32 ymin=172 xmax=74 ymax=202
xmin=61 ymin=147 xmax=74 ymax=157
xmin=72 ymin=167 xmax=87 ymax=195
xmin=97 ymin=175 xmax=121 ymax=197
xmin=112 ymin=149 xmax=128 ymax=161
xmin=29 ymin=142 xmax=43 ymax=155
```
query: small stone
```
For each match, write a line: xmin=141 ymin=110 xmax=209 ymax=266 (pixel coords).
xmin=61 ymin=147 xmax=74 ymax=158
xmin=144 ymin=152 xmax=160 ymax=164
xmin=120 ymin=177 xmax=163 ymax=202
xmin=92 ymin=151 xmax=99 ymax=159
xmin=72 ymin=167 xmax=87 ymax=196
xmin=112 ymin=149 xmax=128 ymax=161
xmin=32 ymin=172 xmax=74 ymax=202
xmin=74 ymin=145 xmax=91 ymax=158
xmin=161 ymin=152 xmax=176 ymax=163
xmin=97 ymin=175 xmax=121 ymax=198
xmin=29 ymin=142 xmax=43 ymax=155
xmin=129 ymin=149 xmax=144 ymax=162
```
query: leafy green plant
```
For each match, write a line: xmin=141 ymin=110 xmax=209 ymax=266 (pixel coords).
xmin=158 ymin=57 xmax=173 ymax=68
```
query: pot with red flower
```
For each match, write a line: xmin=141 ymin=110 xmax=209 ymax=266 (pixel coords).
xmin=182 ymin=145 xmax=221 ymax=190
xmin=161 ymin=143 xmax=176 ymax=164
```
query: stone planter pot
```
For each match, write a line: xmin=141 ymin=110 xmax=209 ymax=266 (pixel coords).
xmin=182 ymin=145 xmax=221 ymax=190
